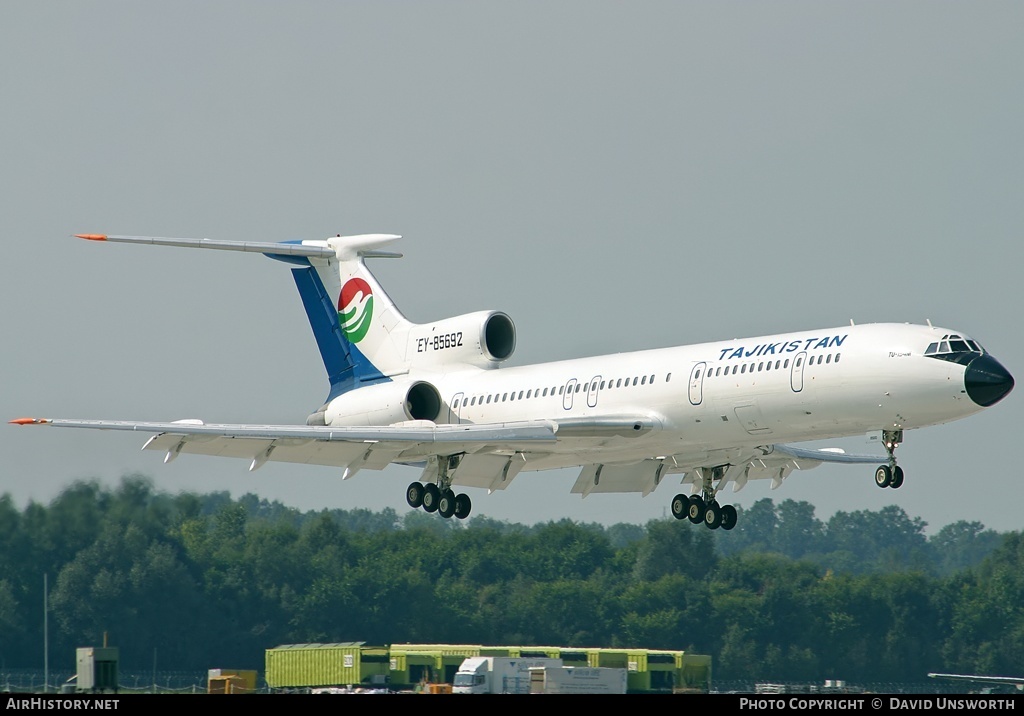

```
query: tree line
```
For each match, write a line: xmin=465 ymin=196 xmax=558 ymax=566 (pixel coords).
xmin=0 ymin=474 xmax=1018 ymax=684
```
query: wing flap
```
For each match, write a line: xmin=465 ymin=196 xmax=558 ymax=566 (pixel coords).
xmin=451 ymin=452 xmax=528 ymax=492
xmin=570 ymin=459 xmax=667 ymax=497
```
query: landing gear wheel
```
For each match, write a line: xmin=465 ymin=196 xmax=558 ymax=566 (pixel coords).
xmin=874 ymin=465 xmax=892 ymax=488
xmin=454 ymin=493 xmax=472 ymax=519
xmin=687 ymin=495 xmax=706 ymax=525
xmin=890 ymin=466 xmax=905 ymax=489
xmin=720 ymin=504 xmax=738 ymax=531
xmin=671 ymin=494 xmax=689 ymax=520
xmin=438 ymin=489 xmax=456 ymax=519
xmin=704 ymin=501 xmax=722 ymax=530
xmin=406 ymin=482 xmax=425 ymax=509
xmin=422 ymin=483 xmax=440 ymax=513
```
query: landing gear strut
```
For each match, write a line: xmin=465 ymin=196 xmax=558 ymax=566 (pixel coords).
xmin=671 ymin=465 xmax=738 ymax=530
xmin=874 ymin=429 xmax=905 ymax=489
xmin=406 ymin=454 xmax=473 ymax=519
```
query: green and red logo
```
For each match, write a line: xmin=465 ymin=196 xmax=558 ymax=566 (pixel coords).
xmin=339 ymin=278 xmax=373 ymax=343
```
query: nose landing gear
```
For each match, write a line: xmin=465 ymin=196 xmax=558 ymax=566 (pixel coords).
xmin=874 ymin=429 xmax=905 ymax=489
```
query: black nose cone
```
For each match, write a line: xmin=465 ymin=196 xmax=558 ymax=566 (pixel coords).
xmin=965 ymin=354 xmax=1015 ymax=407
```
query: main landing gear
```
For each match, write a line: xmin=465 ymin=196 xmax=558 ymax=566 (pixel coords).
xmin=405 ymin=455 xmax=473 ymax=519
xmin=670 ymin=465 xmax=738 ymax=530
xmin=873 ymin=429 xmax=905 ymax=489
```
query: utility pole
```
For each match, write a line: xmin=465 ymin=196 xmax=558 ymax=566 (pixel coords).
xmin=43 ymin=573 xmax=48 ymax=694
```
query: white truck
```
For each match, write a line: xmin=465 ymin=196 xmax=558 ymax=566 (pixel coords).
xmin=452 ymin=656 xmax=563 ymax=694
xmin=528 ymin=666 xmax=628 ymax=694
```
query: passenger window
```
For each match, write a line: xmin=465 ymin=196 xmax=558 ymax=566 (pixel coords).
xmin=835 ymin=354 xmax=841 ymax=363
xmin=632 ymin=377 xmax=638 ymax=386
xmin=650 ymin=374 xmax=655 ymax=383
xmin=575 ymin=384 xmax=581 ymax=393
xmin=758 ymin=362 xmax=763 ymax=371
xmin=643 ymin=375 xmax=649 ymax=384
xmin=826 ymin=354 xmax=831 ymax=364
xmin=486 ymin=396 xmax=492 ymax=404
xmin=502 ymin=393 xmax=508 ymax=401
xmin=526 ymin=390 xmax=532 ymax=399
xmin=796 ymin=358 xmax=803 ymax=367
xmin=559 ymin=386 xmax=564 ymax=395
xmin=784 ymin=359 xmax=790 ymax=369
xmin=600 ymin=381 xmax=606 ymax=389
xmin=667 ymin=373 xmax=672 ymax=382
xmin=741 ymin=364 xmax=746 ymax=374
xmin=454 ymin=398 xmax=460 ymax=408
xmin=583 ymin=383 xmax=589 ymax=392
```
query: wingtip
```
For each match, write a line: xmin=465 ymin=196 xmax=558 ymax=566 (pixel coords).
xmin=75 ymin=233 xmax=107 ymax=241
xmin=10 ymin=417 xmax=48 ymax=425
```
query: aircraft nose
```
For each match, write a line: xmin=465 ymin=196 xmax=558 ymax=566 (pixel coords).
xmin=965 ymin=353 xmax=1015 ymax=407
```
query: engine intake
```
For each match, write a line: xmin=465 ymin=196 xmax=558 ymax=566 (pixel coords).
xmin=323 ymin=380 xmax=443 ymax=426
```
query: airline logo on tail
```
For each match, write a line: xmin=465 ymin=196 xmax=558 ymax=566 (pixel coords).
xmin=339 ymin=278 xmax=373 ymax=343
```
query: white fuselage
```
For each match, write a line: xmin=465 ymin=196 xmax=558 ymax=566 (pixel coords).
xmin=326 ymin=322 xmax=983 ymax=470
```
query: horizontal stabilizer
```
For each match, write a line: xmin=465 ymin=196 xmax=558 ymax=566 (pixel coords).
xmin=75 ymin=233 xmax=337 ymax=258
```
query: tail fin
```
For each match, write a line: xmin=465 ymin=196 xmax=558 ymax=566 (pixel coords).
xmin=275 ymin=234 xmax=414 ymax=400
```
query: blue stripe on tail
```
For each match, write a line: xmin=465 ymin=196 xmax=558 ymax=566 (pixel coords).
xmin=290 ymin=265 xmax=389 ymax=401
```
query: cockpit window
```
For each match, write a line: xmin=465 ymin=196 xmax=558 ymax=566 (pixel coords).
xmin=924 ymin=334 xmax=985 ymax=357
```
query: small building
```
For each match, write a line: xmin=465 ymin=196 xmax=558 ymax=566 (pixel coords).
xmin=75 ymin=647 xmax=118 ymax=693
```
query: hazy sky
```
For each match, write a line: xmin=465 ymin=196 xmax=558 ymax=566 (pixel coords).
xmin=3 ymin=2 xmax=1021 ymax=534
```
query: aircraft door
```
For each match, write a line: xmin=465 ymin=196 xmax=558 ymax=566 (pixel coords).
xmin=587 ymin=375 xmax=602 ymax=408
xmin=689 ymin=362 xmax=706 ymax=406
xmin=791 ymin=352 xmax=807 ymax=392
xmin=450 ymin=392 xmax=465 ymax=424
xmin=562 ymin=378 xmax=578 ymax=410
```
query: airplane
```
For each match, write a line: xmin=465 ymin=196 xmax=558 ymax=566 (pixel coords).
xmin=10 ymin=232 xmax=1015 ymax=529
xmin=928 ymin=673 xmax=1024 ymax=692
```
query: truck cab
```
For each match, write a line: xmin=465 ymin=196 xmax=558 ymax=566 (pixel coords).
xmin=452 ymin=657 xmax=490 ymax=694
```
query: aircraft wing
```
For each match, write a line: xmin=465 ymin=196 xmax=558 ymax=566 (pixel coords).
xmin=11 ymin=415 xmax=881 ymax=496
xmin=10 ymin=417 xmax=557 ymax=474
xmin=570 ymin=443 xmax=883 ymax=497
